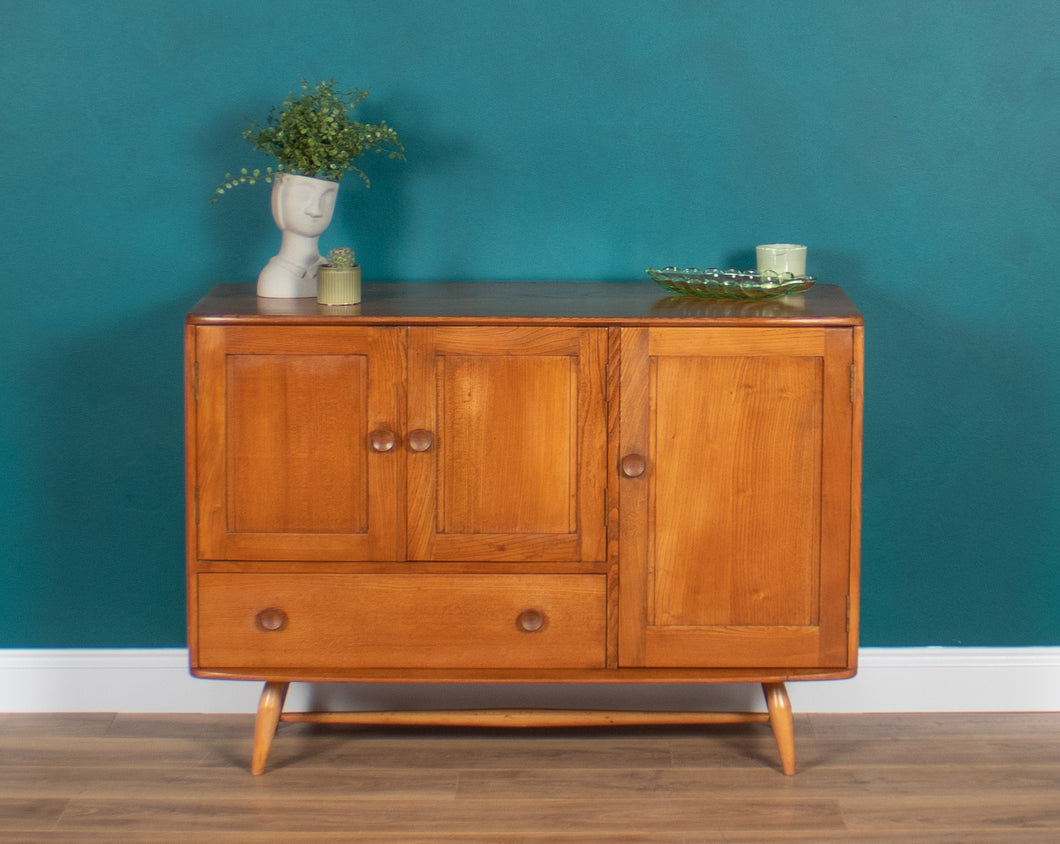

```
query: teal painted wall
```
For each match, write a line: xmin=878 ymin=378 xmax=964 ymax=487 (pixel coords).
xmin=1 ymin=0 xmax=1057 ymax=647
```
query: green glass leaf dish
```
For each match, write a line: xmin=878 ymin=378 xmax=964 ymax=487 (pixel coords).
xmin=646 ymin=267 xmax=815 ymax=300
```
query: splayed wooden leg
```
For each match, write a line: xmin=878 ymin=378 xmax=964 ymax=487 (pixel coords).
xmin=251 ymin=681 xmax=289 ymax=775
xmin=763 ymin=681 xmax=796 ymax=775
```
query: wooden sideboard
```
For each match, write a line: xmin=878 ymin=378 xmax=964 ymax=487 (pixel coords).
xmin=185 ymin=280 xmax=863 ymax=774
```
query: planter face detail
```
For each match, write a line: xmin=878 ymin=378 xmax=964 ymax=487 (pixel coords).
xmin=257 ymin=173 xmax=338 ymax=298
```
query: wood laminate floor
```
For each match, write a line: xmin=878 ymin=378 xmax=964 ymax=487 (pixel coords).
xmin=0 ymin=712 xmax=1057 ymax=842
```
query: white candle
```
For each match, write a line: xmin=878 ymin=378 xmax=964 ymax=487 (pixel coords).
xmin=756 ymin=243 xmax=807 ymax=277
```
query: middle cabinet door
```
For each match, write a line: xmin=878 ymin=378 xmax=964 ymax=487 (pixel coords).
xmin=407 ymin=326 xmax=607 ymax=562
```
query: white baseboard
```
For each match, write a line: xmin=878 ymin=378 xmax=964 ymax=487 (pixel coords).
xmin=0 ymin=647 xmax=1057 ymax=714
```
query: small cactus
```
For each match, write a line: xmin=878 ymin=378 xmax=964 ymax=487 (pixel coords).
xmin=328 ymin=247 xmax=356 ymax=267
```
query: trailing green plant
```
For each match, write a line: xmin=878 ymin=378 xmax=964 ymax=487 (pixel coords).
xmin=213 ymin=79 xmax=404 ymax=202
xmin=327 ymin=247 xmax=357 ymax=268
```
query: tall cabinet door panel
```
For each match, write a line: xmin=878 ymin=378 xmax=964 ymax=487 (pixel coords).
xmin=618 ymin=327 xmax=854 ymax=668
xmin=407 ymin=326 xmax=606 ymax=562
xmin=194 ymin=325 xmax=405 ymax=561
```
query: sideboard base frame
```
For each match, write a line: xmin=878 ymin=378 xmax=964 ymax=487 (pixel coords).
xmin=250 ymin=679 xmax=796 ymax=776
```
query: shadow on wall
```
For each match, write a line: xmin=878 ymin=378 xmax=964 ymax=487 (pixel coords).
xmin=21 ymin=294 xmax=199 ymax=645
xmin=334 ymin=87 xmax=477 ymax=281
xmin=823 ymin=256 xmax=1057 ymax=645
xmin=200 ymin=111 xmax=277 ymax=282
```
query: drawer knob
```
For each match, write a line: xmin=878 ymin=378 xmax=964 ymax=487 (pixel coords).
xmin=620 ymin=453 xmax=647 ymax=478
xmin=369 ymin=428 xmax=397 ymax=453
xmin=408 ymin=429 xmax=434 ymax=452
xmin=254 ymin=607 xmax=288 ymax=632
xmin=516 ymin=609 xmax=546 ymax=633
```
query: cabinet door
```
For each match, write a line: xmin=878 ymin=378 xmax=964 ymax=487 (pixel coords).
xmin=194 ymin=325 xmax=405 ymax=561
xmin=407 ymin=326 xmax=606 ymax=562
xmin=618 ymin=327 xmax=855 ymax=668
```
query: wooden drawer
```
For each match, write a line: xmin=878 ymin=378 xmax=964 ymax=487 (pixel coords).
xmin=195 ymin=573 xmax=606 ymax=670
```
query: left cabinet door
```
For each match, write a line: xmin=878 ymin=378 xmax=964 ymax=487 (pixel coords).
xmin=192 ymin=325 xmax=405 ymax=561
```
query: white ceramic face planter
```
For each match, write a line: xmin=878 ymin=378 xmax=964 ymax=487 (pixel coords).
xmin=256 ymin=173 xmax=339 ymax=298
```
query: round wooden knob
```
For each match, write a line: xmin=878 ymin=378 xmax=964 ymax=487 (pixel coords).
xmin=369 ymin=429 xmax=397 ymax=453
xmin=407 ymin=429 xmax=434 ymax=452
xmin=254 ymin=607 xmax=288 ymax=632
xmin=620 ymin=453 xmax=647 ymax=478
xmin=516 ymin=609 xmax=546 ymax=633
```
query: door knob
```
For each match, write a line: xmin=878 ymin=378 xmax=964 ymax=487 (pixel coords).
xmin=516 ymin=609 xmax=546 ymax=633
xmin=408 ymin=429 xmax=434 ymax=452
xmin=368 ymin=429 xmax=397 ymax=453
xmin=254 ymin=607 xmax=288 ymax=632
xmin=620 ymin=453 xmax=647 ymax=478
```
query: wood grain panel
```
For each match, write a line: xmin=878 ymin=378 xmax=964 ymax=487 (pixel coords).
xmin=194 ymin=326 xmax=405 ymax=562
xmin=650 ymin=354 xmax=822 ymax=627
xmin=407 ymin=326 xmax=606 ymax=562
xmin=439 ymin=353 xmax=573 ymax=534
xmin=226 ymin=353 xmax=368 ymax=534
xmin=196 ymin=572 xmax=606 ymax=670
xmin=620 ymin=326 xmax=855 ymax=669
